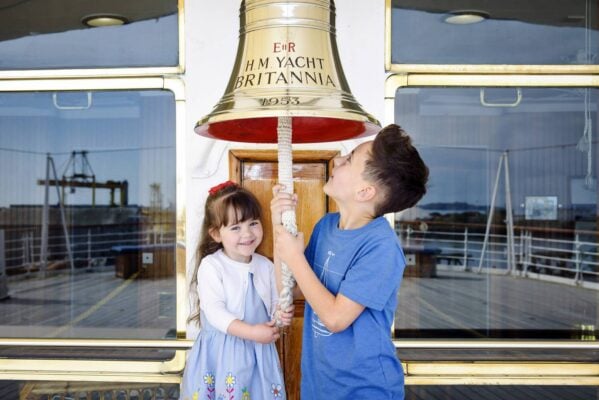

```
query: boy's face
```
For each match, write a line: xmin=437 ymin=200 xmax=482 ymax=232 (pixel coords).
xmin=324 ymin=141 xmax=374 ymax=203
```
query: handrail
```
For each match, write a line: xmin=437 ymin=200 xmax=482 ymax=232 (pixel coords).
xmin=2 ymin=227 xmax=177 ymax=275
xmin=399 ymin=225 xmax=599 ymax=285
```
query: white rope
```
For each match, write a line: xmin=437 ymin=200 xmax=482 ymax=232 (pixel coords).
xmin=275 ymin=115 xmax=297 ymax=327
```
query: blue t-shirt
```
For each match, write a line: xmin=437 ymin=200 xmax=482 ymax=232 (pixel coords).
xmin=301 ymin=213 xmax=406 ymax=400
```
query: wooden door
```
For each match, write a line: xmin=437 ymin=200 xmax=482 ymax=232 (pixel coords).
xmin=229 ymin=149 xmax=338 ymax=400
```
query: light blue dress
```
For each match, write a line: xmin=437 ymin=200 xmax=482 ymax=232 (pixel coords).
xmin=180 ymin=272 xmax=286 ymax=400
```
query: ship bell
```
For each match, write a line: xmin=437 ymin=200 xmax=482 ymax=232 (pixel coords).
xmin=195 ymin=0 xmax=380 ymax=143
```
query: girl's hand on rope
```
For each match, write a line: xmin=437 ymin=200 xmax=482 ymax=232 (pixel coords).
xmin=275 ymin=304 xmax=295 ymax=327
xmin=252 ymin=320 xmax=281 ymax=344
xmin=270 ymin=184 xmax=297 ymax=227
xmin=274 ymin=225 xmax=305 ymax=267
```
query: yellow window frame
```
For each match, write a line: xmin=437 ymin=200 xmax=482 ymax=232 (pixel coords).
xmin=0 ymin=77 xmax=188 ymax=383
xmin=386 ymin=73 xmax=599 ymax=385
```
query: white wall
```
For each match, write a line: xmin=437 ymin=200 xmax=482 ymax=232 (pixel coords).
xmin=183 ymin=0 xmax=386 ymax=338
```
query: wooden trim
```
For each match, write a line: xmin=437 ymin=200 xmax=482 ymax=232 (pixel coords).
xmin=228 ymin=152 xmax=243 ymax=184
xmin=229 ymin=149 xmax=339 ymax=163
xmin=229 ymin=149 xmax=339 ymax=212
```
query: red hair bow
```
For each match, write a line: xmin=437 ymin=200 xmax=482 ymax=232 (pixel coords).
xmin=208 ymin=180 xmax=237 ymax=195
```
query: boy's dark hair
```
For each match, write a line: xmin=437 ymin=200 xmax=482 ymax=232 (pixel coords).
xmin=364 ymin=124 xmax=429 ymax=216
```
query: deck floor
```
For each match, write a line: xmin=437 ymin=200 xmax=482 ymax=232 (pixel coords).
xmin=0 ymin=266 xmax=175 ymax=339
xmin=398 ymin=269 xmax=599 ymax=332
xmin=1 ymin=267 xmax=599 ymax=399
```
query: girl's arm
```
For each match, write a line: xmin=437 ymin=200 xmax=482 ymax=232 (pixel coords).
xmin=227 ymin=320 xmax=280 ymax=344
xmin=197 ymin=260 xmax=238 ymax=333
xmin=199 ymin=260 xmax=282 ymax=343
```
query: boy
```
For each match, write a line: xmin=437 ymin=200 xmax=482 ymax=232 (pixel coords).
xmin=271 ymin=124 xmax=429 ymax=399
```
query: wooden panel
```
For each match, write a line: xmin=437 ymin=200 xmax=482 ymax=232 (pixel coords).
xmin=229 ymin=149 xmax=337 ymax=400
xmin=243 ymin=162 xmax=326 ymax=259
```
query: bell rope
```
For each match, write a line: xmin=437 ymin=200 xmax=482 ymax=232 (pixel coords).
xmin=275 ymin=116 xmax=297 ymax=327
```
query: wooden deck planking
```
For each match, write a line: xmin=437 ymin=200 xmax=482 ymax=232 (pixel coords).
xmin=398 ymin=270 xmax=599 ymax=331
xmin=2 ymin=272 xmax=132 ymax=327
xmin=405 ymin=386 xmax=599 ymax=400
xmin=0 ymin=269 xmax=599 ymax=398
xmin=5 ymin=267 xmax=597 ymax=337
xmin=0 ymin=266 xmax=175 ymax=338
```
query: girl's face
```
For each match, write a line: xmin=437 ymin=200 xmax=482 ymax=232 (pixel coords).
xmin=212 ymin=207 xmax=263 ymax=263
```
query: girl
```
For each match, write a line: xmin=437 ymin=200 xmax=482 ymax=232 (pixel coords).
xmin=180 ymin=181 xmax=291 ymax=400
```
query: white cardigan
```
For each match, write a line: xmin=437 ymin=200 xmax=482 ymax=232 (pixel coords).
xmin=197 ymin=249 xmax=278 ymax=334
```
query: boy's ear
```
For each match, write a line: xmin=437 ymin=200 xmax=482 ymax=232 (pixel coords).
xmin=209 ymin=228 xmax=222 ymax=243
xmin=356 ymin=185 xmax=376 ymax=202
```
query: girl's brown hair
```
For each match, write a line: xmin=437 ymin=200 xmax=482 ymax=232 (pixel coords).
xmin=188 ymin=183 xmax=263 ymax=325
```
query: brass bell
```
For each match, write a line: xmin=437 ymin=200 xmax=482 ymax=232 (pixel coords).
xmin=195 ymin=0 xmax=380 ymax=143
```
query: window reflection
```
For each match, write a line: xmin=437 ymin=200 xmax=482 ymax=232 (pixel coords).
xmin=392 ymin=1 xmax=599 ymax=65
xmin=0 ymin=90 xmax=176 ymax=340
xmin=0 ymin=0 xmax=178 ymax=70
xmin=394 ymin=87 xmax=599 ymax=341
xmin=1 ymin=380 xmax=179 ymax=400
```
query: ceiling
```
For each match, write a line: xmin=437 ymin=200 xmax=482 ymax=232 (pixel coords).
xmin=0 ymin=0 xmax=177 ymax=41
xmin=394 ymin=0 xmax=596 ymax=28
xmin=1 ymin=1 xmax=592 ymax=43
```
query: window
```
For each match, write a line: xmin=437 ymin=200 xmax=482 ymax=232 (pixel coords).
xmin=393 ymin=85 xmax=599 ymax=358
xmin=0 ymin=88 xmax=177 ymax=343
xmin=0 ymin=0 xmax=180 ymax=71
xmin=0 ymin=0 xmax=185 ymax=388
xmin=388 ymin=0 xmax=599 ymax=71
xmin=387 ymin=0 xmax=599 ymax=386
xmin=0 ymin=78 xmax=186 ymax=379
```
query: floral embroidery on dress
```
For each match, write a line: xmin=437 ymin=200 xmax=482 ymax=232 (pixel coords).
xmin=241 ymin=387 xmax=251 ymax=400
xmin=224 ymin=372 xmax=236 ymax=400
xmin=225 ymin=372 xmax=236 ymax=387
xmin=203 ymin=372 xmax=215 ymax=399
xmin=271 ymin=383 xmax=283 ymax=398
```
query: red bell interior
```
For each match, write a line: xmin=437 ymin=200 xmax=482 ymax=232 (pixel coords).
xmin=195 ymin=117 xmax=380 ymax=143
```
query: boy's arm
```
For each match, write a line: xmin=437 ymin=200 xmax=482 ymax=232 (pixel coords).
xmin=274 ymin=225 xmax=365 ymax=333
